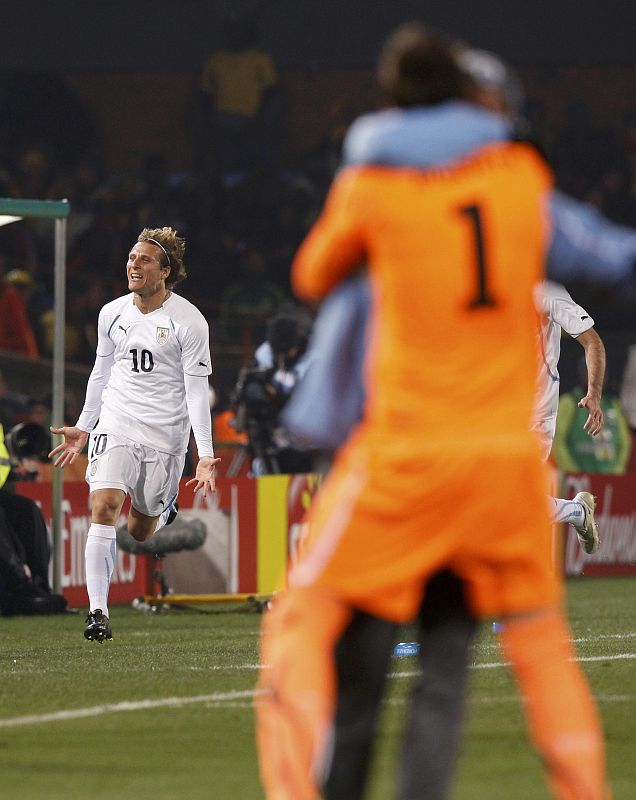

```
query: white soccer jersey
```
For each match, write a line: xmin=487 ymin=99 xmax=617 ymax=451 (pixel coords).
xmin=532 ymin=280 xmax=594 ymax=431
xmin=82 ymin=292 xmax=212 ymax=455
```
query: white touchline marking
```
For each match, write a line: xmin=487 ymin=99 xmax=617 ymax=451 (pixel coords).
xmin=476 ymin=632 xmax=636 ymax=651
xmin=204 ymin=701 xmax=255 ymax=709
xmin=478 ymin=632 xmax=634 ymax=646
xmin=572 ymin=632 xmax=636 ymax=642
xmin=383 ymin=693 xmax=635 ymax=706
xmin=0 ymin=689 xmax=264 ymax=729
xmin=183 ymin=664 xmax=262 ymax=672
xmin=569 ymin=653 xmax=636 ymax=663
xmin=1 ymin=653 xmax=633 ymax=729
xmin=471 ymin=652 xmax=636 ymax=670
xmin=388 ymin=652 xmax=636 ymax=679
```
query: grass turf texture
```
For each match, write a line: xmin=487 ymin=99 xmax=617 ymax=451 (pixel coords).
xmin=0 ymin=577 xmax=633 ymax=800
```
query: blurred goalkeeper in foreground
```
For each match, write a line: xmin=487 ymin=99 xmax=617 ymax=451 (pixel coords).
xmin=255 ymin=21 xmax=614 ymax=800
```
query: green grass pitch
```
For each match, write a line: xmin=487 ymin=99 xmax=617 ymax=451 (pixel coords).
xmin=0 ymin=577 xmax=634 ymax=799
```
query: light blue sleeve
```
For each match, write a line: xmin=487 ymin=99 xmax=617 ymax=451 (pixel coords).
xmin=282 ymin=277 xmax=369 ymax=451
xmin=547 ymin=190 xmax=636 ymax=284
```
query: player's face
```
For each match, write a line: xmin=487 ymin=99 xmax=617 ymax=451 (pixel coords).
xmin=126 ymin=243 xmax=169 ymax=296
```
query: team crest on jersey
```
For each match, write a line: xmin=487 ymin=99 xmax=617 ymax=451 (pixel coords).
xmin=90 ymin=461 xmax=98 ymax=476
xmin=156 ymin=326 xmax=170 ymax=346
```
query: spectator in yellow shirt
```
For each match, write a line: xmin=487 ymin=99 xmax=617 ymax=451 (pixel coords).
xmin=199 ymin=19 xmax=280 ymax=177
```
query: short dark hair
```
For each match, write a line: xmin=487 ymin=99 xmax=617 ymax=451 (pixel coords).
xmin=266 ymin=311 xmax=309 ymax=357
xmin=378 ymin=21 xmax=474 ymax=108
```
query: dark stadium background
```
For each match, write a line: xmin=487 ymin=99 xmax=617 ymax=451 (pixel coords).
xmin=0 ymin=0 xmax=634 ymax=402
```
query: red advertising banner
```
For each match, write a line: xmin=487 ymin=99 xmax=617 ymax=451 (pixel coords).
xmin=14 ymin=476 xmax=260 ymax=607
xmin=15 ymin=481 xmax=149 ymax=608
xmin=560 ymin=472 xmax=636 ymax=576
xmin=14 ymin=469 xmax=633 ymax=608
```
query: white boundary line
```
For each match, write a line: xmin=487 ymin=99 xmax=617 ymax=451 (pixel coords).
xmin=0 ymin=689 xmax=263 ymax=729
xmin=388 ymin=651 xmax=636 ymax=678
xmin=384 ymin=693 xmax=635 ymax=706
xmin=472 ymin=652 xmax=636 ymax=670
xmin=1 ymin=653 xmax=634 ymax=729
xmin=572 ymin=632 xmax=636 ymax=642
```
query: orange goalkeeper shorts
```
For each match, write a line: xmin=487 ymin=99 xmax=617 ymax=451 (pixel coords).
xmin=289 ymin=431 xmax=562 ymax=622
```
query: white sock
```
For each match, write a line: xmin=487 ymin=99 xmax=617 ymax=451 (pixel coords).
xmin=550 ymin=497 xmax=585 ymax=527
xmin=85 ymin=523 xmax=116 ymax=616
xmin=153 ymin=496 xmax=176 ymax=534
xmin=154 ymin=510 xmax=167 ymax=534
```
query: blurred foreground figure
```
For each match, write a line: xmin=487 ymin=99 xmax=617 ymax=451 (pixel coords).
xmin=256 ymin=22 xmax=610 ymax=800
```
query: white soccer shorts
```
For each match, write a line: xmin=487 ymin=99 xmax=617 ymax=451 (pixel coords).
xmin=86 ymin=428 xmax=185 ymax=518
xmin=530 ymin=416 xmax=557 ymax=463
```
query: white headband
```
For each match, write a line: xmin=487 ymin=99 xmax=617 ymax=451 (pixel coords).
xmin=145 ymin=238 xmax=171 ymax=267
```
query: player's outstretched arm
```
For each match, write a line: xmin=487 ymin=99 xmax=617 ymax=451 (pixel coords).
xmin=48 ymin=426 xmax=90 ymax=468
xmin=185 ymin=455 xmax=221 ymax=497
xmin=576 ymin=328 xmax=606 ymax=437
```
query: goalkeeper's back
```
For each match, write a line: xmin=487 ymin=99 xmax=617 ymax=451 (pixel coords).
xmin=292 ymin=140 xmax=551 ymax=453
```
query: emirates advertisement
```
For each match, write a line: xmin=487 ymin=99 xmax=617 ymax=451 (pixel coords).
xmin=16 ymin=481 xmax=149 ymax=607
xmin=13 ymin=474 xmax=321 ymax=606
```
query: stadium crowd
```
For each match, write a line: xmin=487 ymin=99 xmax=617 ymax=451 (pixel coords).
xmin=0 ymin=63 xmax=635 ymax=461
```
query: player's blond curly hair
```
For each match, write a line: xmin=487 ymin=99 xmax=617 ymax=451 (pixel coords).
xmin=137 ymin=227 xmax=187 ymax=288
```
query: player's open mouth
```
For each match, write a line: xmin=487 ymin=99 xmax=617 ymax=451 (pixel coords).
xmin=129 ymin=273 xmax=142 ymax=280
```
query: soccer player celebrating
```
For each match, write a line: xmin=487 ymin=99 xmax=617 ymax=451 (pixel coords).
xmin=534 ymin=280 xmax=605 ymax=552
xmin=50 ymin=227 xmax=219 ymax=641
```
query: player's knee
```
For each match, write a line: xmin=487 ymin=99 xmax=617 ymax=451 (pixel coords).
xmin=90 ymin=496 xmax=122 ymax=525
xmin=127 ymin=517 xmax=156 ymax=542
xmin=127 ymin=521 xmax=153 ymax=542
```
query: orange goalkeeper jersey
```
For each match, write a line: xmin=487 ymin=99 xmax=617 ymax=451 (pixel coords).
xmin=292 ymin=142 xmax=553 ymax=451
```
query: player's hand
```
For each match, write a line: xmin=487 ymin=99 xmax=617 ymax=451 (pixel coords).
xmin=578 ymin=395 xmax=604 ymax=437
xmin=48 ymin=426 xmax=90 ymax=467
xmin=186 ymin=455 xmax=221 ymax=497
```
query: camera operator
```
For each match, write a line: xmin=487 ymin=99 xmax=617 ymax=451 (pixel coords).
xmin=0 ymin=421 xmax=67 ymax=615
xmin=232 ymin=308 xmax=315 ymax=474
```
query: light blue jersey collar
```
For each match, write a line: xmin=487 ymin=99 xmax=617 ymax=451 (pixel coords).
xmin=343 ymin=100 xmax=512 ymax=169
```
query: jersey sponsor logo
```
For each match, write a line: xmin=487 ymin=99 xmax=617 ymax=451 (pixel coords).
xmin=118 ymin=324 xmax=131 ymax=335
xmin=156 ymin=326 xmax=170 ymax=346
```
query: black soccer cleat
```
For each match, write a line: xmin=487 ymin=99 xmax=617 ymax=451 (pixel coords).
xmin=84 ymin=609 xmax=113 ymax=642
xmin=166 ymin=500 xmax=179 ymax=526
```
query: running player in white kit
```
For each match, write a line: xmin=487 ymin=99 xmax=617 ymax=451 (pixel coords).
xmin=49 ymin=227 xmax=220 ymax=641
xmin=533 ymin=281 xmax=604 ymax=554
